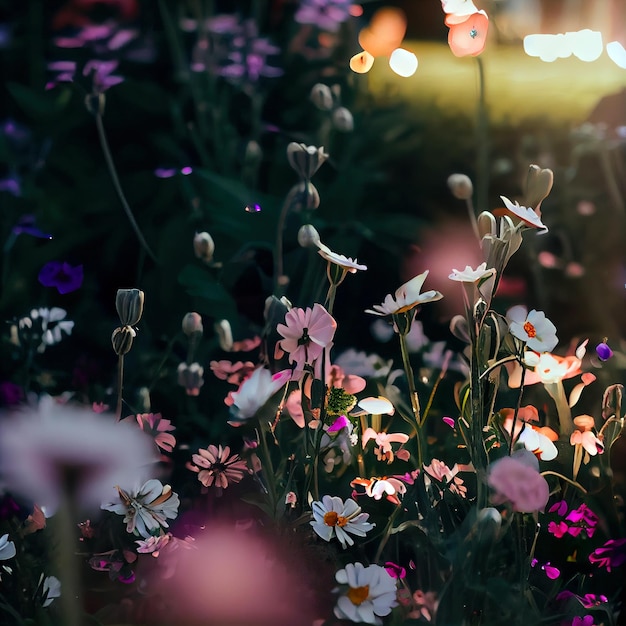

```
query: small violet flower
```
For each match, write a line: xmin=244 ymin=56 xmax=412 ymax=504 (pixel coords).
xmin=38 ymin=261 xmax=83 ymax=294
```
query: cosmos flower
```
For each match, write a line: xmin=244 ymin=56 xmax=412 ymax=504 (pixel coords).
xmin=365 ymin=271 xmax=442 ymax=317
xmin=0 ymin=395 xmax=156 ymax=512
xmin=102 ymin=479 xmax=180 ymax=538
xmin=507 ymin=306 xmax=558 ymax=353
xmin=350 ymin=476 xmax=407 ymax=505
xmin=135 ymin=532 xmax=172 ymax=557
xmin=37 ymin=261 xmax=83 ymax=294
xmin=188 ymin=444 xmax=249 ymax=491
xmin=334 ymin=562 xmax=398 ymax=624
xmin=276 ymin=304 xmax=337 ymax=373
xmin=134 ymin=413 xmax=176 ymax=453
xmin=310 ymin=495 xmax=374 ymax=549
xmin=449 ymin=262 xmax=496 ymax=283
xmin=229 ymin=367 xmax=291 ymax=422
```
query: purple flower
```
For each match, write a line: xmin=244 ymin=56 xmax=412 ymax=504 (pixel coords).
xmin=589 ymin=537 xmax=626 ymax=571
xmin=38 ymin=261 xmax=83 ymax=294
xmin=595 ymin=341 xmax=613 ymax=361
xmin=82 ymin=59 xmax=124 ymax=92
xmin=572 ymin=616 xmax=594 ymax=626
xmin=12 ymin=215 xmax=53 ymax=239
xmin=295 ymin=0 xmax=353 ymax=32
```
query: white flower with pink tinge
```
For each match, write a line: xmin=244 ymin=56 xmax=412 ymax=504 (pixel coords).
xmin=310 ymin=495 xmax=374 ymax=549
xmin=365 ymin=271 xmax=442 ymax=317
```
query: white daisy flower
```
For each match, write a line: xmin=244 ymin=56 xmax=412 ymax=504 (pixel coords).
xmin=448 ymin=262 xmax=496 ymax=283
xmin=311 ymin=496 xmax=374 ymax=549
xmin=317 ymin=242 xmax=367 ymax=273
xmin=508 ymin=306 xmax=558 ymax=353
xmin=334 ymin=562 xmax=398 ymax=624
xmin=102 ymin=479 xmax=180 ymax=538
xmin=500 ymin=195 xmax=547 ymax=231
xmin=365 ymin=271 xmax=442 ymax=317
xmin=229 ymin=368 xmax=291 ymax=422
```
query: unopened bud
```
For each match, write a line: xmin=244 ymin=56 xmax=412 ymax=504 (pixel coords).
xmin=112 ymin=325 xmax=136 ymax=355
xmin=215 ymin=319 xmax=233 ymax=351
xmin=288 ymin=181 xmax=320 ymax=211
xmin=298 ymin=224 xmax=321 ymax=248
xmin=525 ymin=164 xmax=553 ymax=213
xmin=115 ymin=289 xmax=144 ymax=326
xmin=286 ymin=143 xmax=328 ymax=180
xmin=447 ymin=174 xmax=474 ymax=200
xmin=332 ymin=107 xmax=354 ymax=132
xmin=310 ymin=83 xmax=334 ymax=111
xmin=194 ymin=232 xmax=215 ymax=263
xmin=245 ymin=140 xmax=263 ymax=162
xmin=182 ymin=312 xmax=203 ymax=336
xmin=177 ymin=362 xmax=204 ymax=396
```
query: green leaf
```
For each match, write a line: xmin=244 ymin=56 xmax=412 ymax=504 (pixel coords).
xmin=7 ymin=83 xmax=72 ymax=119
xmin=177 ymin=264 xmax=236 ymax=319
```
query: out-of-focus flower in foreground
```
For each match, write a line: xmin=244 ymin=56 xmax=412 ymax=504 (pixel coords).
xmin=0 ymin=396 xmax=156 ymax=512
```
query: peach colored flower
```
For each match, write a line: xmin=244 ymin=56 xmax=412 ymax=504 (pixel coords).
xmin=350 ymin=476 xmax=407 ymax=505
xmin=134 ymin=413 xmax=176 ymax=453
xmin=188 ymin=445 xmax=250 ymax=491
xmin=570 ymin=415 xmax=604 ymax=456
xmin=447 ymin=10 xmax=489 ymax=57
xmin=362 ymin=428 xmax=409 ymax=463
xmin=209 ymin=360 xmax=256 ymax=385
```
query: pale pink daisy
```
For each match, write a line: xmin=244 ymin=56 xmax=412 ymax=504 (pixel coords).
xmin=362 ymin=428 xmax=409 ymax=463
xmin=134 ymin=413 xmax=176 ymax=453
xmin=188 ymin=444 xmax=250 ymax=490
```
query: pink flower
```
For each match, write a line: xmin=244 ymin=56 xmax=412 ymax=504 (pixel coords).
xmin=276 ymin=304 xmax=336 ymax=374
xmin=447 ymin=10 xmax=489 ymax=57
xmin=548 ymin=521 xmax=569 ymax=538
xmin=210 ymin=360 xmax=256 ymax=385
xmin=188 ymin=444 xmax=249 ymax=492
xmin=487 ymin=452 xmax=549 ymax=513
xmin=362 ymin=428 xmax=409 ymax=463
xmin=570 ymin=415 xmax=604 ymax=456
xmin=134 ymin=413 xmax=176 ymax=453
xmin=229 ymin=368 xmax=291 ymax=422
xmin=423 ymin=459 xmax=468 ymax=497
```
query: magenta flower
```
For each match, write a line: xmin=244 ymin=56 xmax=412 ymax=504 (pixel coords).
xmin=276 ymin=303 xmax=336 ymax=374
xmin=38 ymin=260 xmax=83 ymax=294
xmin=487 ymin=451 xmax=549 ymax=513
xmin=384 ymin=561 xmax=406 ymax=579
xmin=589 ymin=537 xmax=626 ymax=572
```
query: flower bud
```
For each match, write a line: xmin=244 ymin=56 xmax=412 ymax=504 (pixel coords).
xmin=286 ymin=143 xmax=328 ymax=180
xmin=215 ymin=319 xmax=233 ymax=351
xmin=447 ymin=174 xmax=473 ymax=200
xmin=332 ymin=107 xmax=354 ymax=132
xmin=297 ymin=224 xmax=321 ymax=248
xmin=193 ymin=232 xmax=215 ymax=263
xmin=115 ymin=289 xmax=144 ymax=326
xmin=245 ymin=140 xmax=263 ymax=163
xmin=182 ymin=312 xmax=203 ymax=336
xmin=287 ymin=181 xmax=320 ymax=212
xmin=310 ymin=83 xmax=334 ymax=111
xmin=177 ymin=362 xmax=204 ymax=396
xmin=112 ymin=325 xmax=136 ymax=355
xmin=525 ymin=164 xmax=553 ymax=214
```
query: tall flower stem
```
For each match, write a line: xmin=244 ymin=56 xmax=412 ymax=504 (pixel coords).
xmin=115 ymin=354 xmax=124 ymax=421
xmin=398 ymin=325 xmax=424 ymax=468
xmin=475 ymin=56 xmax=489 ymax=213
xmin=94 ymin=112 xmax=158 ymax=264
xmin=508 ymin=350 xmax=527 ymax=456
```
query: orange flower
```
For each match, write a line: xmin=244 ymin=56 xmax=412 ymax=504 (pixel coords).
xmin=447 ymin=11 xmax=489 ymax=57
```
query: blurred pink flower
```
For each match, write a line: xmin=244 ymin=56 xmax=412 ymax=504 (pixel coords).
xmin=362 ymin=428 xmax=409 ymax=463
xmin=209 ymin=360 xmax=256 ymax=385
xmin=488 ymin=452 xmax=549 ymax=512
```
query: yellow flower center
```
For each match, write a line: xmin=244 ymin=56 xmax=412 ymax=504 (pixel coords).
xmin=347 ymin=585 xmax=370 ymax=606
xmin=523 ymin=321 xmax=537 ymax=338
xmin=323 ymin=511 xmax=348 ymax=527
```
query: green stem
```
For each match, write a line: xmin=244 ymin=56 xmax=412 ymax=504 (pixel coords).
xmin=373 ymin=503 xmax=402 ymax=563
xmin=115 ymin=354 xmax=124 ymax=421
xmin=475 ymin=56 xmax=489 ymax=213
xmin=94 ymin=112 xmax=158 ymax=264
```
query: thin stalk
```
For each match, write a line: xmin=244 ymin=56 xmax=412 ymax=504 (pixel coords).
xmin=94 ymin=113 xmax=158 ymax=264
xmin=508 ymin=351 xmax=526 ymax=456
xmin=274 ymin=193 xmax=294 ymax=292
xmin=398 ymin=329 xmax=424 ymax=467
xmin=373 ymin=503 xmax=402 ymax=563
xmin=115 ymin=354 xmax=124 ymax=421
xmin=475 ymin=56 xmax=489 ymax=213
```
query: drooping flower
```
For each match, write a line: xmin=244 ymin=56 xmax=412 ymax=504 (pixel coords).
xmin=38 ymin=261 xmax=83 ymax=294
xmin=334 ymin=562 xmax=398 ymax=624
xmin=102 ymin=479 xmax=180 ymax=538
xmin=445 ymin=7 xmax=489 ymax=57
xmin=507 ymin=306 xmax=558 ymax=353
xmin=0 ymin=534 xmax=16 ymax=560
xmin=310 ymin=495 xmax=374 ymax=549
xmin=0 ymin=395 xmax=156 ymax=512
xmin=229 ymin=367 xmax=291 ymax=422
xmin=570 ymin=415 xmax=604 ymax=456
xmin=276 ymin=304 xmax=337 ymax=373
xmin=365 ymin=271 xmax=443 ymax=317
xmin=134 ymin=413 xmax=176 ymax=453
xmin=188 ymin=445 xmax=249 ymax=491
xmin=487 ymin=451 xmax=549 ymax=513
xmin=499 ymin=196 xmax=547 ymax=231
